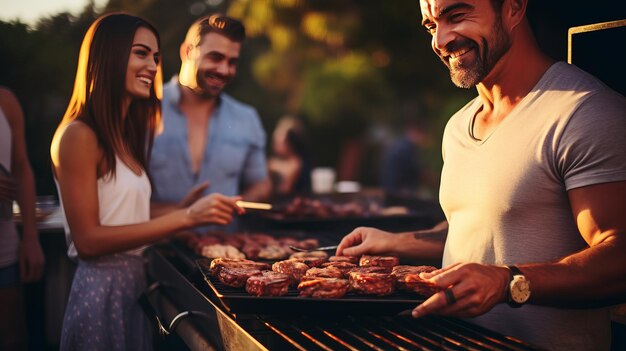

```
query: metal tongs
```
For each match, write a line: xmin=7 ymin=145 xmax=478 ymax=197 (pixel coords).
xmin=288 ymin=245 xmax=339 ymax=253
xmin=235 ymin=200 xmax=273 ymax=210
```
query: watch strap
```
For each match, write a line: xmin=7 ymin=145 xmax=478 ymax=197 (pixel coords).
xmin=505 ymin=265 xmax=524 ymax=308
xmin=507 ymin=265 xmax=523 ymax=277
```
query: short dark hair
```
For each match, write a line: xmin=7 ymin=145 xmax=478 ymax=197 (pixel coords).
xmin=490 ymin=0 xmax=505 ymax=13
xmin=184 ymin=14 xmax=246 ymax=46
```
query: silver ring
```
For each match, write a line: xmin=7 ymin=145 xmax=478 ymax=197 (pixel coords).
xmin=444 ymin=289 xmax=456 ymax=305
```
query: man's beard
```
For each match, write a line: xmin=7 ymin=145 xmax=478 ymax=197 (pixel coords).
xmin=194 ymin=71 xmax=227 ymax=98
xmin=442 ymin=19 xmax=511 ymax=88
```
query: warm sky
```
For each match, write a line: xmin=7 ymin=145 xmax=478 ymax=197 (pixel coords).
xmin=0 ymin=0 xmax=107 ymax=26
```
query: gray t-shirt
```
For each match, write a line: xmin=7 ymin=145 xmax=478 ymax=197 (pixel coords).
xmin=439 ymin=62 xmax=626 ymax=350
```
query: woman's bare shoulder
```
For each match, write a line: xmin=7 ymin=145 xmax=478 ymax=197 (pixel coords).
xmin=55 ymin=121 xmax=101 ymax=167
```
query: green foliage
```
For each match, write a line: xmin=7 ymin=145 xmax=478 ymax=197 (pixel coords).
xmin=299 ymin=53 xmax=393 ymax=131
xmin=0 ymin=0 xmax=470 ymax=194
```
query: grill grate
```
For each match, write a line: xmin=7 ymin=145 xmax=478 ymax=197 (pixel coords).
xmin=197 ymin=258 xmax=427 ymax=315
xmin=257 ymin=315 xmax=539 ymax=351
xmin=158 ymin=244 xmax=540 ymax=351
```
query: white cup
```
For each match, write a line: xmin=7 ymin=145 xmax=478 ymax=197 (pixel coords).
xmin=311 ymin=167 xmax=336 ymax=193
xmin=335 ymin=181 xmax=361 ymax=193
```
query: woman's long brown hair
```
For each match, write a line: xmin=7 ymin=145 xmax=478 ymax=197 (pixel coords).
xmin=58 ymin=13 xmax=162 ymax=177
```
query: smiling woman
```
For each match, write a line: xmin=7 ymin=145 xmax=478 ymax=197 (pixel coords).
xmin=125 ymin=27 xmax=160 ymax=103
xmin=49 ymin=12 xmax=243 ymax=351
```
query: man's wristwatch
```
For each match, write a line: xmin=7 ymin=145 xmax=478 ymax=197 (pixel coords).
xmin=505 ymin=265 xmax=531 ymax=308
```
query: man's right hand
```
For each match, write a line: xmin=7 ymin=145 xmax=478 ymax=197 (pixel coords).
xmin=336 ymin=227 xmax=396 ymax=257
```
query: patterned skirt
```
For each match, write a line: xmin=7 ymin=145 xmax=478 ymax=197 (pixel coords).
xmin=60 ymin=254 xmax=152 ymax=351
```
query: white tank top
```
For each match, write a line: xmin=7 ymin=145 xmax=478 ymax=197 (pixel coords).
xmin=0 ymin=106 xmax=19 ymax=267
xmin=57 ymin=155 xmax=152 ymax=260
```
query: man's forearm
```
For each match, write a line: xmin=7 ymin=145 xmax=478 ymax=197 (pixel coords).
xmin=394 ymin=220 xmax=448 ymax=260
xmin=518 ymin=236 xmax=626 ymax=307
xmin=15 ymin=166 xmax=38 ymax=241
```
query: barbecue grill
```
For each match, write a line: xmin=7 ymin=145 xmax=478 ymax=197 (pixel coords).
xmin=144 ymin=242 xmax=541 ymax=351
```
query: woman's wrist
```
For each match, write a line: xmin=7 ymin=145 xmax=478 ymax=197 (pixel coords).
xmin=181 ymin=207 xmax=196 ymax=228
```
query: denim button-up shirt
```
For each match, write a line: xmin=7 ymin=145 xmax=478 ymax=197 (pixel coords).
xmin=150 ymin=78 xmax=268 ymax=203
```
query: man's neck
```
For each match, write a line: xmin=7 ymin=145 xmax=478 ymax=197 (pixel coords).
xmin=475 ymin=27 xmax=554 ymax=116
xmin=178 ymin=85 xmax=219 ymax=109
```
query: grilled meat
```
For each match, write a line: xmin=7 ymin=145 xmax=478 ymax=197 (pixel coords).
xmin=359 ymin=255 xmax=400 ymax=268
xmin=209 ymin=257 xmax=270 ymax=276
xmin=272 ymin=259 xmax=310 ymax=282
xmin=304 ymin=266 xmax=344 ymax=279
xmin=348 ymin=271 xmax=395 ymax=296
xmin=245 ymin=271 xmax=292 ymax=296
xmin=298 ymin=277 xmax=350 ymax=298
xmin=218 ymin=267 xmax=262 ymax=288
xmin=321 ymin=261 xmax=357 ymax=275
xmin=391 ymin=265 xmax=437 ymax=289
xmin=328 ymin=255 xmax=359 ymax=264
xmin=402 ymin=273 xmax=442 ymax=297
xmin=201 ymin=244 xmax=245 ymax=259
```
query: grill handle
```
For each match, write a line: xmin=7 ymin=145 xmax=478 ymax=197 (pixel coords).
xmin=139 ymin=281 xmax=213 ymax=336
xmin=139 ymin=282 xmax=171 ymax=336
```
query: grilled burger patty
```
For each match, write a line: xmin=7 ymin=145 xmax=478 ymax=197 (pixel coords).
xmin=298 ymin=277 xmax=350 ymax=298
xmin=209 ymin=257 xmax=270 ymax=276
xmin=218 ymin=267 xmax=262 ymax=288
xmin=272 ymin=259 xmax=310 ymax=282
xmin=245 ymin=271 xmax=292 ymax=296
xmin=359 ymin=255 xmax=400 ymax=268
xmin=304 ymin=266 xmax=345 ymax=279
xmin=349 ymin=271 xmax=396 ymax=296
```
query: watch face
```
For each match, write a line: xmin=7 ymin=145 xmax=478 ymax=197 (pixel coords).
xmin=510 ymin=276 xmax=531 ymax=303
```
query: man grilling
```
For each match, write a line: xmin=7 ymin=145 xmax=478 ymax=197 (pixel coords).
xmin=336 ymin=0 xmax=626 ymax=349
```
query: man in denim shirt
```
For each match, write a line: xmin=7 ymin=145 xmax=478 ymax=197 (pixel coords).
xmin=150 ymin=14 xmax=271 ymax=219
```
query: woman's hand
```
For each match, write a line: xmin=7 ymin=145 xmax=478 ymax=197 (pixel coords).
xmin=178 ymin=181 xmax=209 ymax=208
xmin=186 ymin=193 xmax=244 ymax=226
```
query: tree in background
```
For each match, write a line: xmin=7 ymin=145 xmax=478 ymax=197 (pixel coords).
xmin=1 ymin=0 xmax=620 ymax=195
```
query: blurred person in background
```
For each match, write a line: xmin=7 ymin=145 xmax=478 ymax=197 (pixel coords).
xmin=150 ymin=14 xmax=271 ymax=223
xmin=50 ymin=13 xmax=242 ymax=350
xmin=380 ymin=115 xmax=432 ymax=198
xmin=0 ymin=86 xmax=45 ymax=350
xmin=337 ymin=0 xmax=626 ymax=349
xmin=268 ymin=116 xmax=312 ymax=195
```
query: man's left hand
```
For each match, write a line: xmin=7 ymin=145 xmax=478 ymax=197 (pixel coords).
xmin=412 ymin=263 xmax=510 ymax=318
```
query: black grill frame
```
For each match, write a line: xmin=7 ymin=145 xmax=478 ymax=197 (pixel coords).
xmin=147 ymin=243 xmax=542 ymax=351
